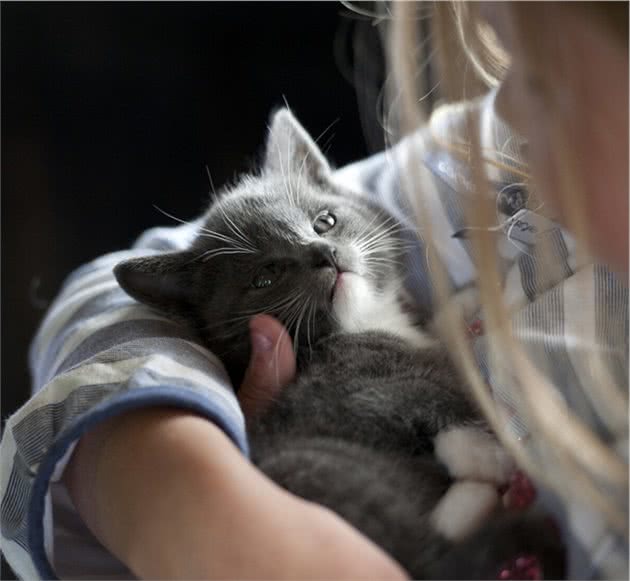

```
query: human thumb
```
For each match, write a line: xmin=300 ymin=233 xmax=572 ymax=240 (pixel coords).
xmin=238 ymin=314 xmax=296 ymax=421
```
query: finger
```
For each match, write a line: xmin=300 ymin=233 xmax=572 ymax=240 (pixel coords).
xmin=238 ymin=314 xmax=296 ymax=420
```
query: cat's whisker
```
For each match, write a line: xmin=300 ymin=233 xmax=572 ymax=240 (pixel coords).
xmin=358 ymin=221 xmax=404 ymax=248
xmin=205 ymin=165 xmax=218 ymax=198
xmin=280 ymin=312 xmax=301 ymax=357
xmin=354 ymin=221 xmax=404 ymax=257
xmin=153 ymin=205 xmax=201 ymax=230
xmin=206 ymin=290 xmax=307 ymax=345
xmin=215 ymin=202 xmax=258 ymax=252
xmin=360 ymin=238 xmax=414 ymax=250
xmin=280 ymin=292 xmax=308 ymax=332
xmin=361 ymin=249 xmax=412 ymax=260
xmin=359 ymin=244 xmax=413 ymax=257
xmin=271 ymin=297 xmax=309 ymax=328
xmin=202 ymin=315 xmax=253 ymax=333
xmin=198 ymin=247 xmax=257 ymax=262
xmin=361 ymin=232 xmax=405 ymax=250
xmin=291 ymin=298 xmax=312 ymax=359
xmin=220 ymin=213 xmax=257 ymax=252
xmin=154 ymin=204 xmax=258 ymax=257
xmin=361 ymin=253 xmax=403 ymax=262
xmin=370 ymin=215 xmax=402 ymax=234
xmin=202 ymin=292 xmax=308 ymax=334
xmin=357 ymin=243 xmax=402 ymax=256
xmin=235 ymin=292 xmax=309 ymax=345
xmin=353 ymin=211 xmax=392 ymax=248
xmin=154 ymin=205 xmax=255 ymax=256
xmin=362 ymin=254 xmax=407 ymax=267
xmin=281 ymin=296 xmax=306 ymax=330
xmin=362 ymin=257 xmax=404 ymax=268
xmin=222 ymin=295 xmax=307 ymax=337
xmin=306 ymin=301 xmax=316 ymax=360
xmin=356 ymin=234 xmax=407 ymax=255
xmin=196 ymin=228 xmax=252 ymax=251
xmin=360 ymin=255 xmax=405 ymax=278
xmin=350 ymin=213 xmax=375 ymax=247
xmin=362 ymin=263 xmax=403 ymax=274
xmin=200 ymin=239 xmax=254 ymax=256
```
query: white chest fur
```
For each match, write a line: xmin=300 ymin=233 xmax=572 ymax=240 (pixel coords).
xmin=332 ymin=273 xmax=435 ymax=349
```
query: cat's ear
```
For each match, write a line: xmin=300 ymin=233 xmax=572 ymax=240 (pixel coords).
xmin=114 ymin=251 xmax=197 ymax=316
xmin=264 ymin=108 xmax=331 ymax=184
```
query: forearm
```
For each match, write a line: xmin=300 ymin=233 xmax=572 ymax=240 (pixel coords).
xmin=63 ymin=408 xmax=262 ymax=578
xmin=63 ymin=408 xmax=407 ymax=580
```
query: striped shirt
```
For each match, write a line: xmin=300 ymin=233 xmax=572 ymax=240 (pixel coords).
xmin=1 ymin=92 xmax=627 ymax=579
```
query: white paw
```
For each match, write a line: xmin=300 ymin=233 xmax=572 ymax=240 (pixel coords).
xmin=434 ymin=426 xmax=514 ymax=484
xmin=430 ymin=481 xmax=499 ymax=541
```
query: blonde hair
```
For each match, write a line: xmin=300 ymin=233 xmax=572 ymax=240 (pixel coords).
xmin=363 ymin=0 xmax=628 ymax=537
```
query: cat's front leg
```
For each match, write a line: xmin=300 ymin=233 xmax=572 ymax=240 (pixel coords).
xmin=430 ymin=427 xmax=514 ymax=544
xmin=433 ymin=425 xmax=514 ymax=484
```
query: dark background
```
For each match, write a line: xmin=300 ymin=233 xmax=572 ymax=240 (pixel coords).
xmin=2 ymin=2 xmax=385 ymax=577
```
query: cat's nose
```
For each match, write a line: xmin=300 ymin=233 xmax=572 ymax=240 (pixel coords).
xmin=309 ymin=242 xmax=338 ymax=270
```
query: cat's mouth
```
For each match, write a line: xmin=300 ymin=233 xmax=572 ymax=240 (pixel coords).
xmin=330 ymin=270 xmax=357 ymax=302
xmin=329 ymin=273 xmax=341 ymax=302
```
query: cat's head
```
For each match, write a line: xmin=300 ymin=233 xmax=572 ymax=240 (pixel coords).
xmin=115 ymin=108 xmax=408 ymax=383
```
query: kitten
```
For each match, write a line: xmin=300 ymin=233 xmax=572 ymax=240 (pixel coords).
xmin=114 ymin=109 xmax=565 ymax=579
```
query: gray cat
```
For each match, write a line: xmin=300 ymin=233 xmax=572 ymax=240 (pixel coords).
xmin=114 ymin=109 xmax=565 ymax=579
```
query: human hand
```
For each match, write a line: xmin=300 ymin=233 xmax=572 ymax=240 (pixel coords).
xmin=238 ymin=314 xmax=296 ymax=420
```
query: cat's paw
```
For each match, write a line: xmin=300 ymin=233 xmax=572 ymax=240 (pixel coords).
xmin=434 ymin=426 xmax=514 ymax=484
xmin=431 ymin=480 xmax=499 ymax=541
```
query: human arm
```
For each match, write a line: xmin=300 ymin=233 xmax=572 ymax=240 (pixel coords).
xmin=64 ymin=408 xmax=406 ymax=580
xmin=62 ymin=315 xmax=407 ymax=580
xmin=0 ymin=223 xmax=406 ymax=579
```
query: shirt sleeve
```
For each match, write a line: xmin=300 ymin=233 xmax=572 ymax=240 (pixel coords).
xmin=0 ymin=222 xmax=248 ymax=580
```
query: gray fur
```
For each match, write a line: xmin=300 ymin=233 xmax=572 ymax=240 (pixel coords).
xmin=115 ymin=109 xmax=565 ymax=579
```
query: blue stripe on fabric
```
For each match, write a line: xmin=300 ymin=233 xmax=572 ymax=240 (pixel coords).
xmin=28 ymin=386 xmax=249 ymax=580
xmin=54 ymin=319 xmax=198 ymax=379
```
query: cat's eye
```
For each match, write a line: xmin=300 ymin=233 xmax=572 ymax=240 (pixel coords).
xmin=252 ymin=264 xmax=279 ymax=289
xmin=313 ymin=211 xmax=336 ymax=235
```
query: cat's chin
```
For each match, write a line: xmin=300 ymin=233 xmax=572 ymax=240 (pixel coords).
xmin=331 ymin=272 xmax=436 ymax=349
xmin=331 ymin=272 xmax=363 ymax=306
xmin=332 ymin=273 xmax=381 ymax=328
